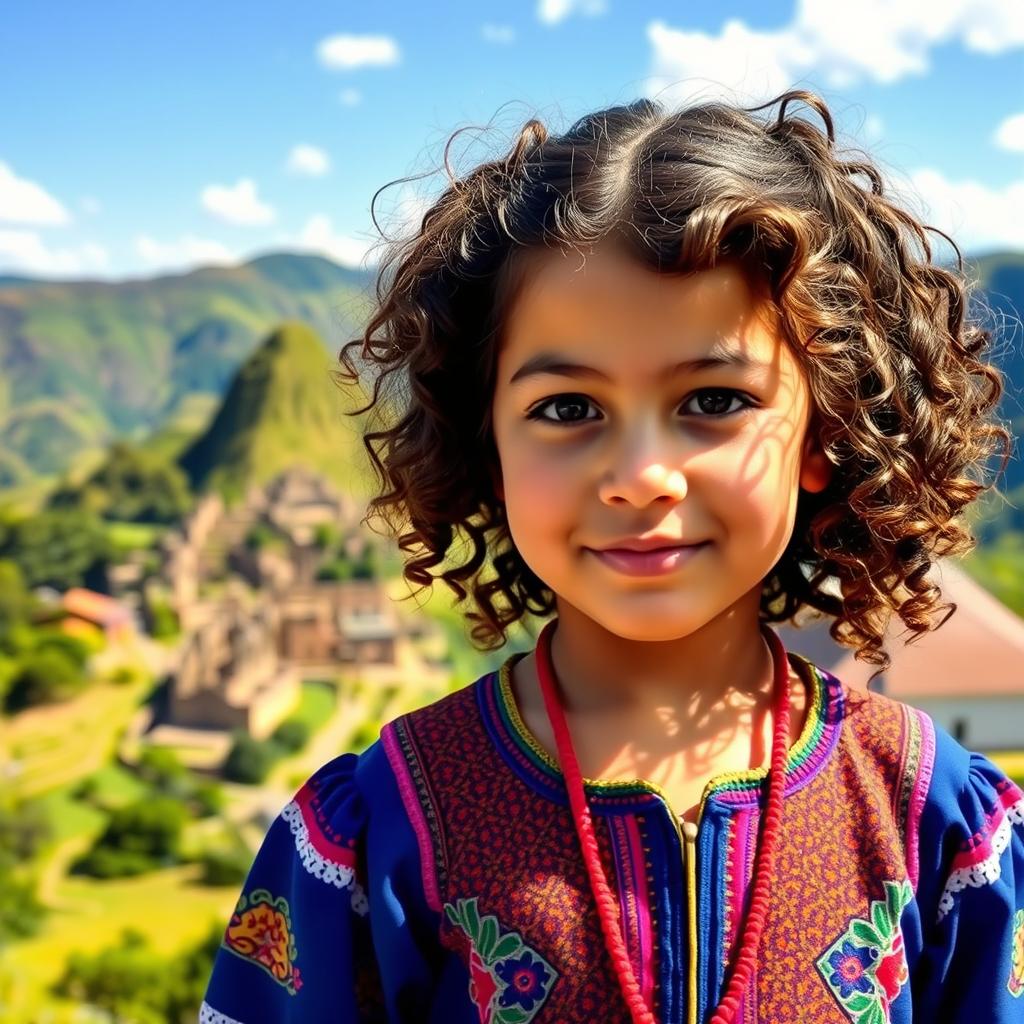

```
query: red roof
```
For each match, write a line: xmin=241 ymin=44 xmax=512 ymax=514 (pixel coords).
xmin=61 ymin=588 xmax=132 ymax=629
xmin=776 ymin=559 xmax=1024 ymax=698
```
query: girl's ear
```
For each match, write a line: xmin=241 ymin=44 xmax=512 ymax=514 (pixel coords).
xmin=800 ymin=432 xmax=833 ymax=494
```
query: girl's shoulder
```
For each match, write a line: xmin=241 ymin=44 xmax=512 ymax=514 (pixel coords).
xmin=819 ymin=662 xmax=1021 ymax=837
xmin=281 ymin=662 xmax=506 ymax=843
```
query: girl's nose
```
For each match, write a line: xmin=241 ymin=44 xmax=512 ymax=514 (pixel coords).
xmin=596 ymin=426 xmax=690 ymax=507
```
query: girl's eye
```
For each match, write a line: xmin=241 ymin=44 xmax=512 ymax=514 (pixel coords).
xmin=524 ymin=389 xmax=755 ymax=426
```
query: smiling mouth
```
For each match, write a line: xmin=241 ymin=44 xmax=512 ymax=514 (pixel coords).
xmin=585 ymin=542 xmax=709 ymax=577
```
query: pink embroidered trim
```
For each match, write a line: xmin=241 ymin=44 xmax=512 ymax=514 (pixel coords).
xmin=936 ymin=780 xmax=1024 ymax=923
xmin=730 ymin=809 xmax=755 ymax=1023
xmin=624 ymin=814 xmax=655 ymax=1011
xmin=280 ymin=799 xmax=368 ymax=915
xmin=290 ymin=780 xmax=360 ymax=869
xmin=906 ymin=710 xmax=936 ymax=890
xmin=381 ymin=720 xmax=442 ymax=913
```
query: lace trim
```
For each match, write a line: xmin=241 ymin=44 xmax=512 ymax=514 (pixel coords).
xmin=281 ymin=800 xmax=369 ymax=916
xmin=199 ymin=1000 xmax=245 ymax=1024
xmin=937 ymin=794 xmax=1024 ymax=923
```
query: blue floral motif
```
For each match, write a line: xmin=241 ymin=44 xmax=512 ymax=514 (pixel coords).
xmin=828 ymin=940 xmax=878 ymax=998
xmin=495 ymin=951 xmax=553 ymax=1011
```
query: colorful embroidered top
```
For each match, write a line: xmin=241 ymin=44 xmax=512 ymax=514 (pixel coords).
xmin=200 ymin=649 xmax=1024 ymax=1023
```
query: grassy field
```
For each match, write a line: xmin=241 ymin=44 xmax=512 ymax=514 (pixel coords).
xmin=0 ymin=862 xmax=238 ymax=1021
xmin=1 ymin=674 xmax=363 ymax=1018
xmin=3 ymin=675 xmax=153 ymax=800
xmin=288 ymin=678 xmax=336 ymax=730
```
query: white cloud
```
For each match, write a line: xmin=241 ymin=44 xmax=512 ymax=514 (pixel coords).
xmin=538 ymin=0 xmax=607 ymax=24
xmin=293 ymin=214 xmax=377 ymax=269
xmin=646 ymin=19 xmax=807 ymax=107
xmin=482 ymin=23 xmax=517 ymax=44
xmin=0 ymin=229 xmax=108 ymax=277
xmin=317 ymin=34 xmax=400 ymax=70
xmin=0 ymin=162 xmax=71 ymax=226
xmin=339 ymin=88 xmax=363 ymax=106
xmin=645 ymin=0 xmax=1024 ymax=106
xmin=906 ymin=168 xmax=1024 ymax=252
xmin=994 ymin=112 xmax=1024 ymax=152
xmin=287 ymin=144 xmax=331 ymax=177
xmin=200 ymin=178 xmax=275 ymax=226
xmin=135 ymin=234 xmax=237 ymax=272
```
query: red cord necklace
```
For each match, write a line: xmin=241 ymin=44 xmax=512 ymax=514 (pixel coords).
xmin=533 ymin=617 xmax=791 ymax=1024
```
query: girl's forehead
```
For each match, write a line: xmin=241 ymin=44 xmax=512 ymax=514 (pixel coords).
xmin=497 ymin=244 xmax=788 ymax=371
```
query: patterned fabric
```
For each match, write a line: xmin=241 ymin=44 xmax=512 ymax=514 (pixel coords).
xmin=385 ymin=682 xmax=636 ymax=1022
xmin=935 ymin=776 xmax=1024 ymax=923
xmin=815 ymin=879 xmax=913 ymax=1023
xmin=1010 ymin=910 xmax=1024 ymax=998
xmin=201 ymin=643 xmax=1024 ymax=1022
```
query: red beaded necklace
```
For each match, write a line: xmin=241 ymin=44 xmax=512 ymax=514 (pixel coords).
xmin=533 ymin=617 xmax=791 ymax=1024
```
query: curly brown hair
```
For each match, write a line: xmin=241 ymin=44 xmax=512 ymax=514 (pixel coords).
xmin=335 ymin=88 xmax=1013 ymax=684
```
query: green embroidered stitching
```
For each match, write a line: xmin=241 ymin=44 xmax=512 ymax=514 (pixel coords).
xmin=445 ymin=896 xmax=558 ymax=1023
xmin=815 ymin=879 xmax=913 ymax=1024
xmin=222 ymin=887 xmax=302 ymax=995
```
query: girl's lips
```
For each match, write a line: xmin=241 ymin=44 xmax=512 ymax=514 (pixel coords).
xmin=587 ymin=542 xmax=709 ymax=577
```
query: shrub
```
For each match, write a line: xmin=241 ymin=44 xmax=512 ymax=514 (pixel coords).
xmin=147 ymin=597 xmax=179 ymax=639
xmin=190 ymin=780 xmax=225 ymax=817
xmin=4 ymin=646 xmax=86 ymax=711
xmin=71 ymin=796 xmax=188 ymax=877
xmin=55 ymin=922 xmax=221 ymax=1023
xmin=271 ymin=717 xmax=311 ymax=753
xmin=222 ymin=734 xmax=280 ymax=784
xmin=196 ymin=847 xmax=252 ymax=887
xmin=72 ymin=846 xmax=157 ymax=879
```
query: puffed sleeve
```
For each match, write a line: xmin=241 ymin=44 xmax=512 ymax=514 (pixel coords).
xmin=199 ymin=742 xmax=439 ymax=1023
xmin=912 ymin=726 xmax=1024 ymax=1021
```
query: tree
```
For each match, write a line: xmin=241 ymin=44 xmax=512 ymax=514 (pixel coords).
xmin=0 ymin=560 xmax=34 ymax=651
xmin=71 ymin=796 xmax=189 ymax=877
xmin=136 ymin=745 xmax=189 ymax=797
xmin=222 ymin=733 xmax=280 ymax=784
xmin=55 ymin=923 xmax=223 ymax=1023
xmin=49 ymin=441 xmax=193 ymax=524
xmin=271 ymin=717 xmax=311 ymax=753
xmin=4 ymin=646 xmax=86 ymax=712
xmin=0 ymin=507 xmax=112 ymax=590
xmin=0 ymin=796 xmax=52 ymax=944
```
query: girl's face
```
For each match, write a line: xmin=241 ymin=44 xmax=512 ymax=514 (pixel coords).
xmin=489 ymin=240 xmax=832 ymax=643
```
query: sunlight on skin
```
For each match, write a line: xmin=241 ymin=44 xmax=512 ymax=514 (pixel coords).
xmin=488 ymin=239 xmax=834 ymax=808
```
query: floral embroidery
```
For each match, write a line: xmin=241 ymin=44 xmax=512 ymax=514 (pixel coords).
xmin=827 ymin=940 xmax=879 ymax=999
xmin=1009 ymin=909 xmax=1024 ymax=998
xmin=222 ymin=888 xmax=302 ymax=995
xmin=445 ymin=896 xmax=558 ymax=1023
xmin=816 ymin=879 xmax=913 ymax=1024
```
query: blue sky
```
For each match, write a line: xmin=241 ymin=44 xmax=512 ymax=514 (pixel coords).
xmin=1 ymin=0 xmax=1022 ymax=279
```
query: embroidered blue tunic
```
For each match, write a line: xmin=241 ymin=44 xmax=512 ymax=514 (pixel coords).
xmin=200 ymin=649 xmax=1024 ymax=1022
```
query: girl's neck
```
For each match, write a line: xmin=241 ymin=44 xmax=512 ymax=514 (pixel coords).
xmin=541 ymin=599 xmax=778 ymax=715
xmin=508 ymin=606 xmax=809 ymax=822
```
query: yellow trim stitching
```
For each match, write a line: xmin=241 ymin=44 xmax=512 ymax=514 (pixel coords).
xmin=496 ymin=649 xmax=825 ymax=803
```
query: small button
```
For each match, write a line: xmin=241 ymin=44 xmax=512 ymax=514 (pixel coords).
xmin=680 ymin=820 xmax=698 ymax=840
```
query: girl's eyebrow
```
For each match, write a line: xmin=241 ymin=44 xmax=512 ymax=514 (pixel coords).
xmin=508 ymin=348 xmax=767 ymax=386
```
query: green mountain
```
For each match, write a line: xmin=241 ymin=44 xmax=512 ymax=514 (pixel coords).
xmin=177 ymin=321 xmax=374 ymax=504
xmin=0 ymin=251 xmax=375 ymax=487
xmin=1 ymin=247 xmax=1021 ymax=518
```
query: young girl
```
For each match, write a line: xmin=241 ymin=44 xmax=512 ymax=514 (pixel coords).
xmin=200 ymin=89 xmax=1024 ymax=1023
